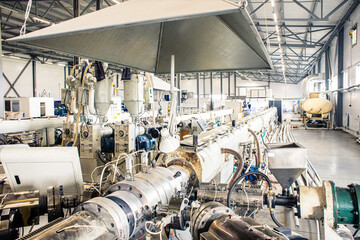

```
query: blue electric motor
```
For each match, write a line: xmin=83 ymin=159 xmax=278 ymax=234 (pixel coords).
xmin=136 ymin=135 xmax=156 ymax=152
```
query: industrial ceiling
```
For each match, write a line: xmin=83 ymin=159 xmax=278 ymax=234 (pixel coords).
xmin=1 ymin=0 xmax=359 ymax=84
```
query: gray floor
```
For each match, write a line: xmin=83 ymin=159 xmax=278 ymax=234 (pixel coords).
xmin=294 ymin=129 xmax=360 ymax=188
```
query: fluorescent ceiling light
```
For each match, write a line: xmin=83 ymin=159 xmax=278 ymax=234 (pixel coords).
xmin=34 ymin=17 xmax=52 ymax=25
xmin=273 ymin=13 xmax=277 ymax=23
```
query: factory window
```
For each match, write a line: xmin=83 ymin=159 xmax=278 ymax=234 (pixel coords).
xmin=351 ymin=24 xmax=357 ymax=47
xmin=12 ymin=100 xmax=20 ymax=112
xmin=5 ymin=100 xmax=11 ymax=112
xmin=331 ymin=76 xmax=338 ymax=90
xmin=343 ymin=70 xmax=349 ymax=88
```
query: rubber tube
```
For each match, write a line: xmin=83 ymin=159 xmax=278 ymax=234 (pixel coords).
xmin=227 ymin=171 xmax=282 ymax=227
xmin=70 ymin=90 xmax=78 ymax=114
xmin=248 ymin=128 xmax=261 ymax=167
xmin=88 ymin=88 xmax=96 ymax=115
xmin=221 ymin=148 xmax=244 ymax=189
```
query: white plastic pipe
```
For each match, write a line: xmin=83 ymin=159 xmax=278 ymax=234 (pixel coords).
xmin=70 ymin=90 xmax=78 ymax=114
xmin=0 ymin=117 xmax=66 ymax=134
xmin=169 ymin=55 xmax=176 ymax=134
xmin=88 ymin=88 xmax=96 ymax=115
xmin=171 ymin=55 xmax=175 ymax=94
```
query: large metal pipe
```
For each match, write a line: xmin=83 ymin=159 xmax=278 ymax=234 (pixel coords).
xmin=22 ymin=166 xmax=189 ymax=240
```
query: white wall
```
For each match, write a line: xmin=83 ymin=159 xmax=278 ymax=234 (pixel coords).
xmin=2 ymin=57 xmax=66 ymax=101
xmin=270 ymin=82 xmax=302 ymax=99
xmin=180 ymin=74 xmax=301 ymax=100
xmin=314 ymin=5 xmax=360 ymax=131
xmin=342 ymin=5 xmax=360 ymax=132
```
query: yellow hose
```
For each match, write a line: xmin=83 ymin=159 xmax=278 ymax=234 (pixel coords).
xmin=70 ymin=64 xmax=81 ymax=76
xmin=72 ymin=62 xmax=94 ymax=147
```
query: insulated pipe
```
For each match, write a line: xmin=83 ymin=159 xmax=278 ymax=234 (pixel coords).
xmin=84 ymin=73 xmax=97 ymax=115
xmin=221 ymin=148 xmax=244 ymax=188
xmin=248 ymin=128 xmax=261 ymax=167
xmin=70 ymin=90 xmax=78 ymax=114
xmin=101 ymin=126 xmax=113 ymax=136
xmin=88 ymin=88 xmax=96 ymax=115
xmin=21 ymin=166 xmax=189 ymax=240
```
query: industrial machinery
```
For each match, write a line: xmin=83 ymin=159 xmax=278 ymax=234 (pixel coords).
xmin=0 ymin=1 xmax=358 ymax=239
xmin=1 ymin=99 xmax=358 ymax=240
xmin=302 ymin=98 xmax=333 ymax=129
xmin=0 ymin=64 xmax=356 ymax=240
xmin=301 ymin=74 xmax=334 ymax=129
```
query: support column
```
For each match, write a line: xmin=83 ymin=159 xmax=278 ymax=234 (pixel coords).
xmin=228 ymin=72 xmax=231 ymax=97
xmin=73 ymin=0 xmax=80 ymax=65
xmin=220 ymin=72 xmax=223 ymax=100
xmin=203 ymin=73 xmax=205 ymax=98
xmin=318 ymin=57 xmax=321 ymax=74
xmin=64 ymin=66 xmax=67 ymax=88
xmin=210 ymin=72 xmax=213 ymax=110
xmin=0 ymin=15 xmax=3 ymax=118
xmin=32 ymin=58 xmax=36 ymax=97
xmin=234 ymin=72 xmax=237 ymax=96
xmin=336 ymin=27 xmax=344 ymax=127
xmin=96 ymin=0 xmax=101 ymax=10
xmin=325 ymin=48 xmax=330 ymax=91
xmin=197 ymin=73 xmax=200 ymax=109
xmin=177 ymin=74 xmax=181 ymax=108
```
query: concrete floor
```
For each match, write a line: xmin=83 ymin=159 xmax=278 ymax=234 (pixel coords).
xmin=294 ymin=129 xmax=360 ymax=188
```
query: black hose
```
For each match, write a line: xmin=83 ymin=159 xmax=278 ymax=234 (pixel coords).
xmin=227 ymin=171 xmax=272 ymax=208
xmin=227 ymin=171 xmax=282 ymax=227
xmin=270 ymin=211 xmax=283 ymax=228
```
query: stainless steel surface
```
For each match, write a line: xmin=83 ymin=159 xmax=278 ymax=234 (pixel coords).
xmin=266 ymin=142 xmax=307 ymax=190
xmin=20 ymin=166 xmax=189 ymax=240
xmin=8 ymin=0 xmax=271 ymax=73
xmin=191 ymin=201 xmax=234 ymax=240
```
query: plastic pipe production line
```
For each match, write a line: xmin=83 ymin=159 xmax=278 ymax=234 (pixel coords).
xmin=0 ymin=62 xmax=359 ymax=240
xmin=0 ymin=1 xmax=359 ymax=240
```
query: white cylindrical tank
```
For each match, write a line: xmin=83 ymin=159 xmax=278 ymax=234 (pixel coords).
xmin=302 ymin=98 xmax=333 ymax=115
xmin=123 ymin=74 xmax=144 ymax=116
xmin=95 ymin=77 xmax=112 ymax=121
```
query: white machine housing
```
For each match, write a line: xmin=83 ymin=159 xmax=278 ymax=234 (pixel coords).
xmin=4 ymin=97 xmax=54 ymax=119
xmin=0 ymin=146 xmax=84 ymax=195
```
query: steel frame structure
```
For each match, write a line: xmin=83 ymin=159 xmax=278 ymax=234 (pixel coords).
xmin=0 ymin=0 xmax=358 ymax=86
xmin=246 ymin=0 xmax=359 ymax=84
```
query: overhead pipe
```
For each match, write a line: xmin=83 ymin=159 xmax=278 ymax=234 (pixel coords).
xmin=70 ymin=90 xmax=78 ymax=114
xmin=84 ymin=73 xmax=97 ymax=115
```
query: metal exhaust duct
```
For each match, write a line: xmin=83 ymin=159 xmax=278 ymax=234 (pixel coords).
xmin=8 ymin=0 xmax=271 ymax=73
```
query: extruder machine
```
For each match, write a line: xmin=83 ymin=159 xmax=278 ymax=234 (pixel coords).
xmin=1 ymin=93 xmax=359 ymax=240
xmin=1 ymin=0 xmax=360 ymax=238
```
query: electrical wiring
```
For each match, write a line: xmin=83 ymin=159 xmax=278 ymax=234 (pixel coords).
xmin=145 ymin=221 xmax=165 ymax=240
xmin=90 ymin=153 xmax=129 ymax=194
xmin=241 ymin=182 xmax=250 ymax=217
xmin=72 ymin=62 xmax=94 ymax=147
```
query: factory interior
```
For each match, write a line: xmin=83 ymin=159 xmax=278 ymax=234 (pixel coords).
xmin=0 ymin=0 xmax=360 ymax=239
